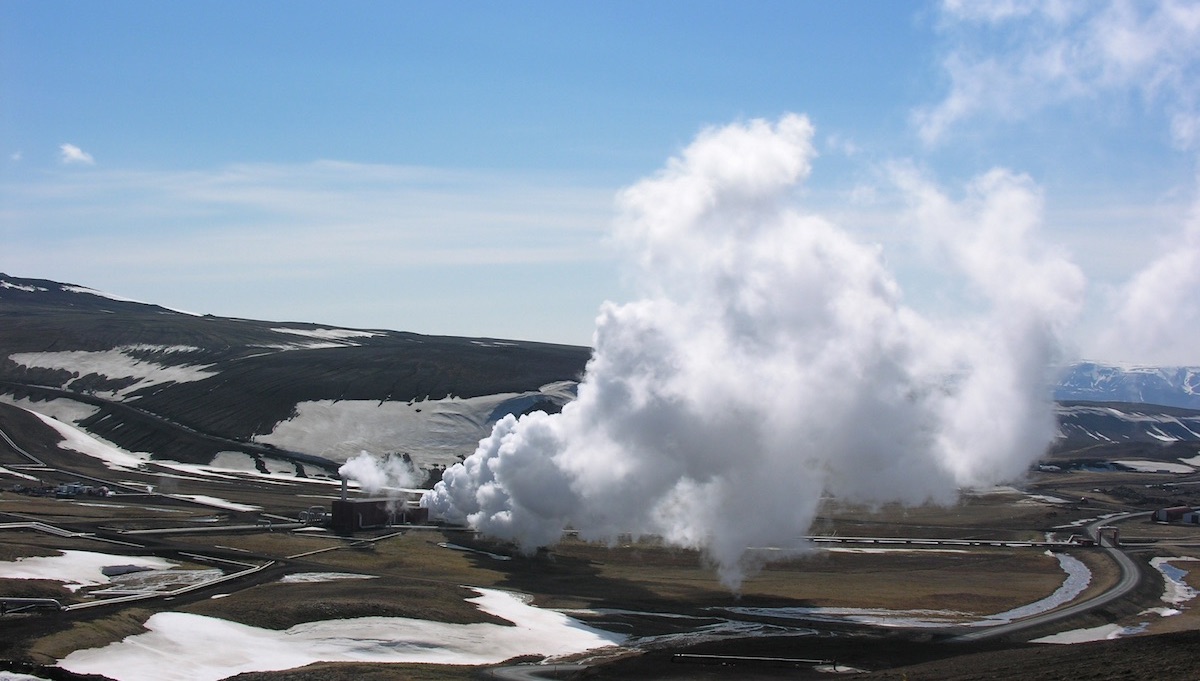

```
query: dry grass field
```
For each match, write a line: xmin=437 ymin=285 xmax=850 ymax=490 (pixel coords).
xmin=2 ymin=456 xmax=1200 ymax=680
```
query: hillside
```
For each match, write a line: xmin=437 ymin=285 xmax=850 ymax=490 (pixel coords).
xmin=0 ymin=273 xmax=591 ymax=472
xmin=4 ymin=273 xmax=1200 ymax=477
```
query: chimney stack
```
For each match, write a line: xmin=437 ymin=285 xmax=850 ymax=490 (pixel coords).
xmin=341 ymin=476 xmax=348 ymax=501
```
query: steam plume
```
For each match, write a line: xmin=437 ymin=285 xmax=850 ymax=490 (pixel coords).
xmin=1094 ymin=189 xmax=1200 ymax=366
xmin=339 ymin=451 xmax=424 ymax=494
xmin=919 ymin=0 xmax=1200 ymax=366
xmin=423 ymin=114 xmax=1081 ymax=588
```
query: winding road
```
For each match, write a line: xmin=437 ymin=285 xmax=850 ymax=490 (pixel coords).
xmin=952 ymin=510 xmax=1151 ymax=642
xmin=486 ymin=512 xmax=1157 ymax=677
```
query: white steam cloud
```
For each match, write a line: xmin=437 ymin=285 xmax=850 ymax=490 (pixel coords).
xmin=339 ymin=451 xmax=424 ymax=494
xmin=1094 ymin=188 xmax=1200 ymax=365
xmin=920 ymin=0 xmax=1200 ymax=366
xmin=423 ymin=114 xmax=1082 ymax=588
xmin=919 ymin=1 xmax=1200 ymax=147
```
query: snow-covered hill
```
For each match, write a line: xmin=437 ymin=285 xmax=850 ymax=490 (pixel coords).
xmin=1055 ymin=402 xmax=1200 ymax=447
xmin=0 ymin=273 xmax=590 ymax=472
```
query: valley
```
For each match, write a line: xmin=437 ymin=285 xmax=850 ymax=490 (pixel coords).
xmin=4 ymin=398 xmax=1200 ymax=680
xmin=2 ymin=274 xmax=1200 ymax=680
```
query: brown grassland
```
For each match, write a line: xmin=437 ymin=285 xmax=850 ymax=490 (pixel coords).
xmin=2 ymin=423 xmax=1200 ymax=680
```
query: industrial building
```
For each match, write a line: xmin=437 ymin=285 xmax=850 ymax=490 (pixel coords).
xmin=1153 ymin=506 xmax=1198 ymax=523
xmin=329 ymin=478 xmax=429 ymax=534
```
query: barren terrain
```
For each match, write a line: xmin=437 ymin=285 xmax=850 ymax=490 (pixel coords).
xmin=4 ymin=392 xmax=1200 ymax=680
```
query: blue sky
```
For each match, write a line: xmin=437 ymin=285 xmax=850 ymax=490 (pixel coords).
xmin=3 ymin=1 xmax=1200 ymax=363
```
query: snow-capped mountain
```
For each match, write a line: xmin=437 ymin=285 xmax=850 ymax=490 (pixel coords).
xmin=1055 ymin=362 xmax=1200 ymax=410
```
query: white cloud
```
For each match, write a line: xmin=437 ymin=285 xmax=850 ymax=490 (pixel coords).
xmin=59 ymin=143 xmax=95 ymax=165
xmin=939 ymin=0 xmax=1075 ymax=24
xmin=915 ymin=1 xmax=1200 ymax=367
xmin=918 ymin=0 xmax=1200 ymax=147
xmin=1092 ymin=184 xmax=1200 ymax=365
xmin=9 ymin=151 xmax=21 ymax=162
xmin=824 ymin=133 xmax=860 ymax=157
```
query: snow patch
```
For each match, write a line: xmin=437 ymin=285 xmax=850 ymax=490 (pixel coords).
xmin=265 ymin=328 xmax=383 ymax=349
xmin=814 ymin=663 xmax=867 ymax=674
xmin=271 ymin=327 xmax=383 ymax=340
xmin=1024 ymin=494 xmax=1070 ymax=504
xmin=1142 ymin=606 xmax=1181 ymax=617
xmin=208 ymin=452 xmax=259 ymax=472
xmin=122 ymin=344 xmax=204 ymax=354
xmin=1147 ymin=426 xmax=1178 ymax=442
xmin=24 ymin=409 xmax=150 ymax=470
xmin=0 ymin=394 xmax=100 ymax=425
xmin=148 ymin=459 xmax=337 ymax=488
xmin=59 ymin=588 xmax=623 ymax=680
xmin=1039 ymin=558 xmax=1200 ymax=644
xmin=1114 ymin=460 xmax=1195 ymax=473
xmin=977 ymin=553 xmax=1090 ymax=624
xmin=255 ymin=387 xmax=573 ymax=466
xmin=1031 ymin=623 xmax=1128 ymax=644
xmin=1151 ymin=556 xmax=1200 ymax=607
xmin=0 ymin=465 xmax=40 ymax=481
xmin=60 ymin=285 xmax=148 ymax=304
xmin=0 ymin=672 xmax=53 ymax=681
xmin=1 ymin=280 xmax=48 ymax=292
xmin=1053 ymin=512 xmax=1122 ymax=529
xmin=8 ymin=347 xmax=216 ymax=398
xmin=470 ymin=340 xmax=520 ymax=347
xmin=164 ymin=495 xmax=261 ymax=512
xmin=91 ymin=569 xmax=224 ymax=595
xmin=0 ymin=550 xmax=176 ymax=592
